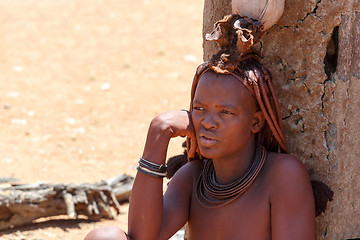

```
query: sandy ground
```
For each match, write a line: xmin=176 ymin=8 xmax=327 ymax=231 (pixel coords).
xmin=0 ymin=0 xmax=203 ymax=239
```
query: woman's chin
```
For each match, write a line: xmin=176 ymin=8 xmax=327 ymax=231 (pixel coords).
xmin=199 ymin=147 xmax=220 ymax=159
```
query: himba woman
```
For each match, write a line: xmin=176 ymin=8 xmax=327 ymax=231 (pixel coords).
xmin=84 ymin=12 xmax=326 ymax=240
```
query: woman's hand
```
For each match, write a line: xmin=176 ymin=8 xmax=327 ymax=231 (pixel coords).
xmin=146 ymin=110 xmax=197 ymax=159
xmin=130 ymin=110 xmax=197 ymax=240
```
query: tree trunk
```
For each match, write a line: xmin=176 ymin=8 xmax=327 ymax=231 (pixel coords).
xmin=203 ymin=0 xmax=360 ymax=239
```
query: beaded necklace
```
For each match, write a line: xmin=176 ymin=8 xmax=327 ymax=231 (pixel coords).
xmin=196 ymin=145 xmax=266 ymax=208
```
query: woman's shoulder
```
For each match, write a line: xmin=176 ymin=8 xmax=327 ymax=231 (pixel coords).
xmin=266 ymin=151 xmax=307 ymax=174
xmin=264 ymin=151 xmax=312 ymax=196
xmin=168 ymin=158 xmax=204 ymax=186
xmin=174 ymin=159 xmax=204 ymax=179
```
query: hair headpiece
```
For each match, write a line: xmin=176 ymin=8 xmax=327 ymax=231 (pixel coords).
xmin=187 ymin=14 xmax=288 ymax=160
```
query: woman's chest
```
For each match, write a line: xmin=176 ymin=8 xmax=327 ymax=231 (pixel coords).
xmin=188 ymin=177 xmax=271 ymax=240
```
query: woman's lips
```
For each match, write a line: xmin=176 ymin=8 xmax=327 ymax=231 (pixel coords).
xmin=199 ymin=135 xmax=218 ymax=147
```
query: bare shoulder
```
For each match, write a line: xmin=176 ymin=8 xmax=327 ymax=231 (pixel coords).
xmin=264 ymin=151 xmax=313 ymax=202
xmin=165 ymin=159 xmax=204 ymax=194
xmin=266 ymin=152 xmax=310 ymax=185
xmin=169 ymin=159 xmax=204 ymax=184
xmin=265 ymin=153 xmax=316 ymax=239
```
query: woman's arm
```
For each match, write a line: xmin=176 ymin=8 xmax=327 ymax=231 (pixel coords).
xmin=128 ymin=110 xmax=197 ymax=240
xmin=270 ymin=154 xmax=317 ymax=240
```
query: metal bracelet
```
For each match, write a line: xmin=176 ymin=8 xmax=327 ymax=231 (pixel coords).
xmin=139 ymin=157 xmax=167 ymax=173
xmin=137 ymin=165 xmax=167 ymax=178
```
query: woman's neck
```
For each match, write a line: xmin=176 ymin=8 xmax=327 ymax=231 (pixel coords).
xmin=212 ymin=142 xmax=256 ymax=185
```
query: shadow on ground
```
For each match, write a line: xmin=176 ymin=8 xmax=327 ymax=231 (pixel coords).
xmin=0 ymin=217 xmax=95 ymax=236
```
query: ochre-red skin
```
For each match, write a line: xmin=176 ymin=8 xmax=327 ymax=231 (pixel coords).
xmin=84 ymin=72 xmax=316 ymax=240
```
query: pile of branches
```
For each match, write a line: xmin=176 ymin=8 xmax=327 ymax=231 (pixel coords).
xmin=0 ymin=174 xmax=134 ymax=230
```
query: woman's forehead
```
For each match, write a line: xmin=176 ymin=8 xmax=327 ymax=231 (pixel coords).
xmin=194 ymin=70 xmax=257 ymax=109
xmin=197 ymin=71 xmax=249 ymax=94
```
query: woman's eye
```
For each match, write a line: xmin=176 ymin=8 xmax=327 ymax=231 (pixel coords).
xmin=193 ymin=106 xmax=204 ymax=111
xmin=221 ymin=110 xmax=234 ymax=115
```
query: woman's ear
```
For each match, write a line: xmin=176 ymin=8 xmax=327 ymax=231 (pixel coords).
xmin=251 ymin=111 xmax=265 ymax=134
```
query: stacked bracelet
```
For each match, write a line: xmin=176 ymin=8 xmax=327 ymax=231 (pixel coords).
xmin=137 ymin=165 xmax=167 ymax=178
xmin=139 ymin=157 xmax=167 ymax=172
xmin=137 ymin=157 xmax=167 ymax=178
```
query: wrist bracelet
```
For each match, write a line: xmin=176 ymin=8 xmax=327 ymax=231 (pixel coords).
xmin=137 ymin=165 xmax=167 ymax=178
xmin=139 ymin=157 xmax=167 ymax=173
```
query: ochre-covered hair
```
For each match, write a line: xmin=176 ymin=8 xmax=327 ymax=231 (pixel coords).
xmin=187 ymin=14 xmax=288 ymax=160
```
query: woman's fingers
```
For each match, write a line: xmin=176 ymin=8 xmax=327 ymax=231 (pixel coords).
xmin=188 ymin=137 xmax=197 ymax=159
xmin=170 ymin=110 xmax=195 ymax=138
xmin=183 ymin=110 xmax=197 ymax=159
xmin=153 ymin=110 xmax=197 ymax=158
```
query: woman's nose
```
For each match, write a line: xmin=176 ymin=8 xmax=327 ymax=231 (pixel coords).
xmin=201 ymin=113 xmax=218 ymax=129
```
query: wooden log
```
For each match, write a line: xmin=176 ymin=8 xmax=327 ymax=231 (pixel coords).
xmin=0 ymin=174 xmax=134 ymax=230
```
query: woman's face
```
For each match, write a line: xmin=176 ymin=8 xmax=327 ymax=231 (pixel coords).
xmin=191 ymin=71 xmax=260 ymax=161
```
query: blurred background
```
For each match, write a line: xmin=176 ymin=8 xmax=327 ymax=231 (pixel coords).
xmin=0 ymin=0 xmax=203 ymax=238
